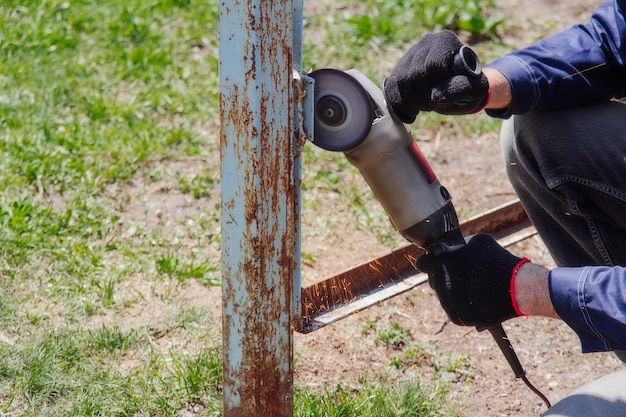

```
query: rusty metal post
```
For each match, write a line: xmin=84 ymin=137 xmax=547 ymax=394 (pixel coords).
xmin=218 ymin=0 xmax=302 ymax=416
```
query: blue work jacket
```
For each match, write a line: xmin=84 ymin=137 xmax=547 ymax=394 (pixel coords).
xmin=487 ymin=0 xmax=626 ymax=353
xmin=550 ymin=267 xmax=626 ymax=353
xmin=486 ymin=0 xmax=626 ymax=119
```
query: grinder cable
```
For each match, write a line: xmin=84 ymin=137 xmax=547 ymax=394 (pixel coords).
xmin=483 ymin=325 xmax=552 ymax=409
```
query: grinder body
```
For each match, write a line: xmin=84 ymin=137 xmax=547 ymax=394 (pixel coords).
xmin=311 ymin=68 xmax=464 ymax=250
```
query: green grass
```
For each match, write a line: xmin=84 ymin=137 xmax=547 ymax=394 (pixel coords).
xmin=0 ymin=0 xmax=525 ymax=414
xmin=0 ymin=325 xmax=223 ymax=415
xmin=303 ymin=0 xmax=504 ymax=79
xmin=0 ymin=0 xmax=223 ymax=414
xmin=295 ymin=379 xmax=455 ymax=417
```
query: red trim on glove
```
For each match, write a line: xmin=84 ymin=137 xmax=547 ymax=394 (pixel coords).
xmin=510 ymin=257 xmax=531 ymax=317
xmin=474 ymin=88 xmax=491 ymax=113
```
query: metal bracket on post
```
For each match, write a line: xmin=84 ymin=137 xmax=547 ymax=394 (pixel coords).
xmin=294 ymin=70 xmax=315 ymax=147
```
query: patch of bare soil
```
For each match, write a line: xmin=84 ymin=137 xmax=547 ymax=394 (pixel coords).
xmin=294 ymin=1 xmax=624 ymax=416
xmin=125 ymin=1 xmax=619 ymax=416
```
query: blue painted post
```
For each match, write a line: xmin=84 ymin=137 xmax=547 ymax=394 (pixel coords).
xmin=218 ymin=0 xmax=303 ymax=415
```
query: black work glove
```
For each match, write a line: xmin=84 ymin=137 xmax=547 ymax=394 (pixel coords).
xmin=417 ymin=234 xmax=528 ymax=327
xmin=384 ymin=30 xmax=489 ymax=123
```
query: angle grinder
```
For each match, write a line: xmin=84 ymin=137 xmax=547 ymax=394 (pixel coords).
xmin=310 ymin=67 xmax=465 ymax=252
xmin=308 ymin=47 xmax=551 ymax=408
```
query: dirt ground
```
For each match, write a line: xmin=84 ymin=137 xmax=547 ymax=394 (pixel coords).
xmin=160 ymin=0 xmax=622 ymax=415
xmin=293 ymin=0 xmax=625 ymax=416
xmin=4 ymin=0 xmax=618 ymax=415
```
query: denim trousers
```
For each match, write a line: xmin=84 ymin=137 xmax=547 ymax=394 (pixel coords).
xmin=501 ymin=101 xmax=626 ymax=415
xmin=500 ymin=101 xmax=626 ymax=267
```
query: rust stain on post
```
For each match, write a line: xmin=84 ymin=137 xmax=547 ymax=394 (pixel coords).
xmin=219 ymin=1 xmax=298 ymax=416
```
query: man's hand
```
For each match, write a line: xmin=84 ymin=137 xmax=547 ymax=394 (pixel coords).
xmin=417 ymin=234 xmax=529 ymax=327
xmin=384 ymin=30 xmax=489 ymax=123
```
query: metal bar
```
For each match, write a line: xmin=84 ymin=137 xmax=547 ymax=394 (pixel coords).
xmin=298 ymin=200 xmax=534 ymax=333
xmin=219 ymin=1 xmax=298 ymax=415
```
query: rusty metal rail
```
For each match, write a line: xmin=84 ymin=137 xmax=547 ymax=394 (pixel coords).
xmin=297 ymin=199 xmax=535 ymax=333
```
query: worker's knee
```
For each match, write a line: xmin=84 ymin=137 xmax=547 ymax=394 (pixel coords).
xmin=499 ymin=113 xmax=547 ymax=187
xmin=501 ymin=103 xmax=626 ymax=188
xmin=541 ymin=370 xmax=626 ymax=417
xmin=499 ymin=116 xmax=517 ymax=174
xmin=499 ymin=108 xmax=605 ymax=189
xmin=500 ymin=111 xmax=573 ymax=170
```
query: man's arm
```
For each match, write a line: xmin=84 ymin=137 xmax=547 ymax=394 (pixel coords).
xmin=508 ymin=262 xmax=626 ymax=352
xmin=513 ymin=262 xmax=557 ymax=318
xmin=482 ymin=67 xmax=512 ymax=110
xmin=485 ymin=0 xmax=626 ymax=116
xmin=385 ymin=1 xmax=626 ymax=119
xmin=547 ymin=266 xmax=626 ymax=353
xmin=418 ymin=234 xmax=626 ymax=353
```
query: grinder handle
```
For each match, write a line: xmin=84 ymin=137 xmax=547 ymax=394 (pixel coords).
xmin=428 ymin=227 xmax=466 ymax=256
xmin=481 ymin=324 xmax=526 ymax=378
xmin=429 ymin=45 xmax=483 ymax=107
xmin=453 ymin=45 xmax=482 ymax=77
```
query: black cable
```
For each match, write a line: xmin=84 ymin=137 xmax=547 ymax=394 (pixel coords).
xmin=482 ymin=325 xmax=553 ymax=410
xmin=521 ymin=375 xmax=552 ymax=409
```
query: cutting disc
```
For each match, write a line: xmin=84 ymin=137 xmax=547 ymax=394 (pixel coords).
xmin=310 ymin=69 xmax=373 ymax=151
